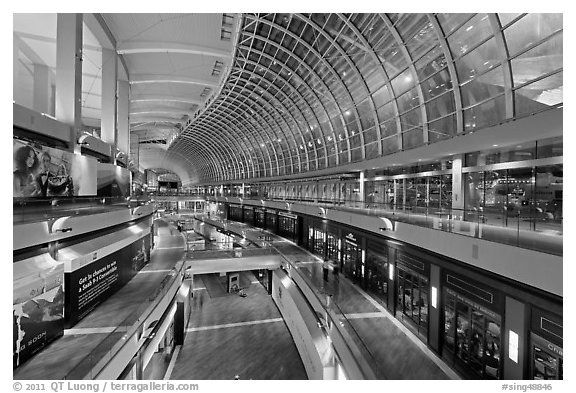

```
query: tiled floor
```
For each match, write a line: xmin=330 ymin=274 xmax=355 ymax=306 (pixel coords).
xmin=13 ymin=220 xmax=186 ymax=380
xmin=170 ymin=271 xmax=307 ymax=380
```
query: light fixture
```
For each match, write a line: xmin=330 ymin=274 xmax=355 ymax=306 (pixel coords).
xmin=431 ymin=286 xmax=438 ymax=308
xmin=508 ymin=330 xmax=519 ymax=363
xmin=388 ymin=264 xmax=394 ymax=279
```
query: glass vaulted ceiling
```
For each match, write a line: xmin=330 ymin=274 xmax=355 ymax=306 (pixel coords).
xmin=169 ymin=13 xmax=563 ymax=183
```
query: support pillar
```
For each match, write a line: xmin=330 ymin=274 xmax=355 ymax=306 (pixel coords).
xmin=452 ymin=154 xmax=465 ymax=219
xmin=117 ymin=80 xmax=130 ymax=157
xmin=101 ymin=48 xmax=117 ymax=161
xmin=13 ymin=37 xmax=19 ymax=101
xmin=359 ymin=171 xmax=365 ymax=207
xmin=33 ymin=64 xmax=52 ymax=114
xmin=55 ymin=13 xmax=83 ymax=153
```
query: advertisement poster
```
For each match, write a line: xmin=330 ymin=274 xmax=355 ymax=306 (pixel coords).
xmin=97 ymin=163 xmax=131 ymax=198
xmin=13 ymin=139 xmax=97 ymax=198
xmin=65 ymin=236 xmax=151 ymax=328
xmin=13 ymin=255 xmax=64 ymax=368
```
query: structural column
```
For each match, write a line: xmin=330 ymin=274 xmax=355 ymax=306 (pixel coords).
xmin=359 ymin=171 xmax=365 ymax=206
xmin=451 ymin=154 xmax=465 ymax=218
xmin=55 ymin=13 xmax=83 ymax=152
xmin=117 ymin=80 xmax=130 ymax=157
xmin=13 ymin=39 xmax=19 ymax=102
xmin=33 ymin=64 xmax=51 ymax=115
xmin=101 ymin=47 xmax=118 ymax=160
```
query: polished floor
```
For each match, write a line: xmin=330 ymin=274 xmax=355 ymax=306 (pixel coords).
xmin=169 ymin=271 xmax=307 ymax=380
xmin=13 ymin=220 xmax=186 ymax=380
xmin=197 ymin=216 xmax=459 ymax=380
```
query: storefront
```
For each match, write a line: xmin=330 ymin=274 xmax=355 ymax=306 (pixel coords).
xmin=442 ymin=272 xmax=503 ymax=379
xmin=278 ymin=212 xmax=298 ymax=242
xmin=326 ymin=231 xmax=339 ymax=262
xmin=254 ymin=208 xmax=265 ymax=228
xmin=228 ymin=204 xmax=243 ymax=222
xmin=308 ymin=225 xmax=325 ymax=258
xmin=243 ymin=206 xmax=254 ymax=225
xmin=265 ymin=209 xmax=277 ymax=232
xmin=365 ymin=238 xmax=390 ymax=307
xmin=529 ymin=308 xmax=562 ymax=380
xmin=395 ymin=250 xmax=430 ymax=341
xmin=341 ymin=231 xmax=363 ymax=286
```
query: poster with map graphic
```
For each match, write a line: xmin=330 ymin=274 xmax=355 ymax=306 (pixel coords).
xmin=13 ymin=256 xmax=64 ymax=368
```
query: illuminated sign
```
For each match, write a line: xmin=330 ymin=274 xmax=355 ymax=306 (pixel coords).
xmin=509 ymin=330 xmax=519 ymax=363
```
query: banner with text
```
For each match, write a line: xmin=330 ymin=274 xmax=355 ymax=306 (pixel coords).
xmin=64 ymin=236 xmax=151 ymax=328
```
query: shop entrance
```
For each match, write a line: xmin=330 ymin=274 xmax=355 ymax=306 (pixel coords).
xmin=443 ymin=288 xmax=502 ymax=379
xmin=395 ymin=265 xmax=429 ymax=341
xmin=342 ymin=239 xmax=362 ymax=285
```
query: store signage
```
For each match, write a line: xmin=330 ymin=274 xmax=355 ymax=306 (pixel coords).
xmin=446 ymin=288 xmax=499 ymax=320
xmin=345 ymin=233 xmax=357 ymax=244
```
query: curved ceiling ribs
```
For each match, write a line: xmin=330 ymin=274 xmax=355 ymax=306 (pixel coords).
xmin=161 ymin=13 xmax=562 ymax=183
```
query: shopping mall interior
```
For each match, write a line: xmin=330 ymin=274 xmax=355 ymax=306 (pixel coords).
xmin=12 ymin=12 xmax=563 ymax=381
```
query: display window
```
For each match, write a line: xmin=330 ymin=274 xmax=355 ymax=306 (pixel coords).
xmin=443 ymin=288 xmax=502 ymax=379
xmin=531 ymin=333 xmax=562 ymax=380
xmin=365 ymin=240 xmax=389 ymax=306
xmin=326 ymin=232 xmax=339 ymax=261
xmin=265 ymin=211 xmax=277 ymax=231
xmin=278 ymin=214 xmax=297 ymax=242
xmin=243 ymin=208 xmax=254 ymax=225
xmin=396 ymin=265 xmax=429 ymax=340
xmin=254 ymin=209 xmax=265 ymax=228
xmin=342 ymin=233 xmax=362 ymax=284
xmin=312 ymin=228 xmax=325 ymax=258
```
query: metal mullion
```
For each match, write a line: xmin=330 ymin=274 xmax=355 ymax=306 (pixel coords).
xmin=427 ymin=15 xmax=465 ymax=135
xmin=235 ymin=63 xmax=327 ymax=170
xmin=175 ymin=139 xmax=224 ymax=182
xmin=165 ymin=140 xmax=217 ymax=183
xmin=220 ymin=88 xmax=283 ymax=177
xmin=195 ymin=113 xmax=255 ymax=179
xmin=198 ymin=103 xmax=252 ymax=180
xmin=240 ymin=35 xmax=341 ymax=166
xmin=191 ymin=123 xmax=243 ymax=180
xmin=188 ymin=115 xmax=245 ymax=180
xmin=381 ymin=14 xmax=429 ymax=146
xmin=300 ymin=13 xmax=367 ymax=159
xmin=488 ymin=14 xmax=514 ymax=119
xmin=238 ymin=37 xmax=313 ymax=171
xmin=237 ymin=45 xmax=338 ymax=167
xmin=228 ymin=73 xmax=286 ymax=176
xmin=189 ymin=114 xmax=246 ymax=179
xmin=243 ymin=15 xmax=353 ymax=165
xmin=228 ymin=75 xmax=308 ymax=174
xmin=180 ymin=133 xmax=235 ymax=181
xmin=254 ymin=58 xmax=329 ymax=168
xmin=207 ymin=99 xmax=264 ymax=177
xmin=213 ymin=98 xmax=276 ymax=178
xmin=339 ymin=13 xmax=395 ymax=157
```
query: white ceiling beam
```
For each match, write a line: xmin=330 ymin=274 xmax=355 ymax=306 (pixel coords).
xmin=129 ymin=115 xmax=183 ymax=123
xmin=129 ymin=74 xmax=219 ymax=87
xmin=117 ymin=41 xmax=232 ymax=59
xmin=131 ymin=96 xmax=203 ymax=105
xmin=130 ymin=108 xmax=194 ymax=117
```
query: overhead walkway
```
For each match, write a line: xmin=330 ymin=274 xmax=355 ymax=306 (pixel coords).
xmin=194 ymin=215 xmax=458 ymax=380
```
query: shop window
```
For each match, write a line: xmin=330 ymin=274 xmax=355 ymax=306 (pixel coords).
xmin=396 ymin=266 xmax=429 ymax=340
xmin=443 ymin=288 xmax=502 ymax=379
